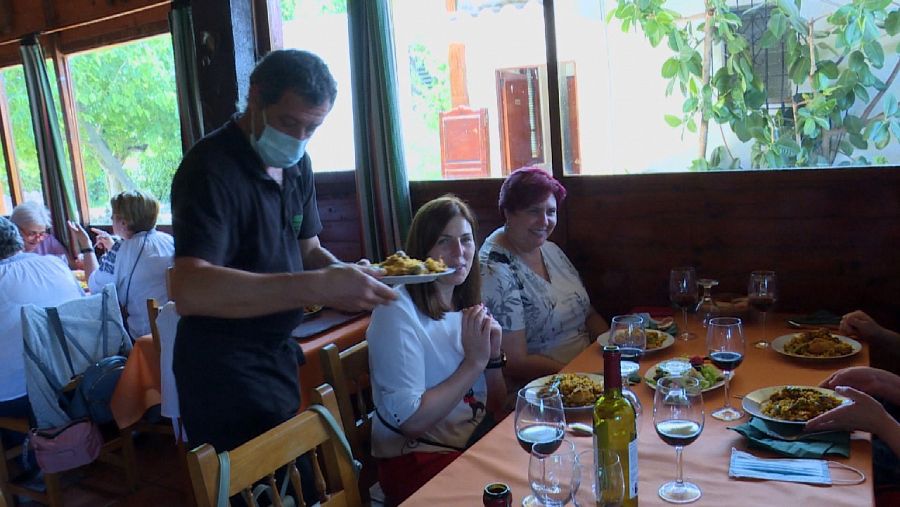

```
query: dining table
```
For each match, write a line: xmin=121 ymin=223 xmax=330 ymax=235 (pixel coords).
xmin=403 ymin=314 xmax=874 ymax=506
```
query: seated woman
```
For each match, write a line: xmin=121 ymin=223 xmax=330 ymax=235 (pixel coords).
xmin=0 ymin=217 xmax=83 ymax=461
xmin=70 ymin=190 xmax=174 ymax=338
xmin=807 ymin=366 xmax=900 ymax=501
xmin=367 ymin=195 xmax=505 ymax=505
xmin=10 ymin=201 xmax=70 ymax=265
xmin=479 ymin=167 xmax=608 ymax=386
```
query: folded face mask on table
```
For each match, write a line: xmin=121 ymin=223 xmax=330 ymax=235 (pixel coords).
xmin=729 ymin=448 xmax=865 ymax=485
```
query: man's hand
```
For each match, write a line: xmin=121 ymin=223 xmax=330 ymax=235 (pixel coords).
xmin=315 ymin=263 xmax=396 ymax=312
xmin=805 ymin=386 xmax=893 ymax=436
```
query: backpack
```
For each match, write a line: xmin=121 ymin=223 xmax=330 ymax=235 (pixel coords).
xmin=47 ymin=306 xmax=129 ymax=425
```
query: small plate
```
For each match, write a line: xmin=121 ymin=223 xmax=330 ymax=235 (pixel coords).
xmin=771 ymin=332 xmax=862 ymax=360
xmin=742 ymin=385 xmax=850 ymax=425
xmin=644 ymin=360 xmax=725 ymax=393
xmin=379 ymin=268 xmax=456 ymax=285
xmin=524 ymin=373 xmax=604 ymax=413
xmin=597 ymin=328 xmax=675 ymax=353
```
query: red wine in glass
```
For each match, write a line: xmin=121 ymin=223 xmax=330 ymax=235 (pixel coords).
xmin=748 ymin=295 xmax=776 ymax=312
xmin=516 ymin=424 xmax=564 ymax=454
xmin=655 ymin=419 xmax=702 ymax=447
xmin=709 ymin=351 xmax=744 ymax=371
xmin=671 ymin=294 xmax=698 ymax=310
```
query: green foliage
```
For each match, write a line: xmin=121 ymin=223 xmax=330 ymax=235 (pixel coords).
xmin=281 ymin=0 xmax=347 ymax=22
xmin=407 ymin=43 xmax=451 ymax=134
xmin=1 ymin=66 xmax=42 ymax=198
xmin=68 ymin=34 xmax=181 ymax=213
xmin=611 ymin=0 xmax=900 ymax=170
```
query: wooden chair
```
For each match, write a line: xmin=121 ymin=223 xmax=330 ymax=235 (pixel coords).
xmin=187 ymin=384 xmax=362 ymax=507
xmin=320 ymin=342 xmax=377 ymax=501
xmin=0 ymin=385 xmax=138 ymax=507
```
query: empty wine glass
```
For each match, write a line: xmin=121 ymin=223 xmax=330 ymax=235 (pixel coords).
xmin=529 ymin=439 xmax=579 ymax=506
xmin=573 ymin=449 xmax=625 ymax=507
xmin=669 ymin=267 xmax=699 ymax=340
xmin=654 ymin=376 xmax=705 ymax=504
xmin=609 ymin=314 xmax=647 ymax=364
xmin=706 ymin=317 xmax=745 ymax=421
xmin=516 ymin=386 xmax=567 ymax=505
xmin=697 ymin=278 xmax=720 ymax=328
xmin=748 ymin=271 xmax=777 ymax=349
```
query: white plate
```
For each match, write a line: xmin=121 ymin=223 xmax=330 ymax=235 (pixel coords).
xmin=597 ymin=329 xmax=675 ymax=354
xmin=770 ymin=332 xmax=862 ymax=360
xmin=742 ymin=385 xmax=850 ymax=425
xmin=643 ymin=360 xmax=725 ymax=393
xmin=524 ymin=373 xmax=604 ymax=413
xmin=379 ymin=268 xmax=456 ymax=285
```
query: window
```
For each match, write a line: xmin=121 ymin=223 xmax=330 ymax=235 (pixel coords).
xmin=1 ymin=65 xmax=43 ymax=203
xmin=279 ymin=0 xmax=356 ymax=172
xmin=68 ymin=34 xmax=181 ymax=224
xmin=394 ymin=0 xmax=552 ymax=180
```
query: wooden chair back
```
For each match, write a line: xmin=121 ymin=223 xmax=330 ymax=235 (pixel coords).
xmin=187 ymin=384 xmax=362 ymax=507
xmin=320 ymin=341 xmax=376 ymax=501
xmin=147 ymin=298 xmax=162 ymax=352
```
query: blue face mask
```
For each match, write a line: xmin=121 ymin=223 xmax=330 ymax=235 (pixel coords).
xmin=250 ymin=110 xmax=309 ymax=168
xmin=728 ymin=448 xmax=864 ymax=485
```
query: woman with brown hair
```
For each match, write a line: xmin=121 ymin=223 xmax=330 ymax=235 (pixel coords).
xmin=367 ymin=195 xmax=505 ymax=505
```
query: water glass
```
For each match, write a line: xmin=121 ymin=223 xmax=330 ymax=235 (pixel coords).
xmin=529 ymin=439 xmax=579 ymax=506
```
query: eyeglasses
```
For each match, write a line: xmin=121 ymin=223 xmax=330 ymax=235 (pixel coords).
xmin=20 ymin=227 xmax=49 ymax=240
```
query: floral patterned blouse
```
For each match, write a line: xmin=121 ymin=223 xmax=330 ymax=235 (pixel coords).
xmin=478 ymin=227 xmax=592 ymax=364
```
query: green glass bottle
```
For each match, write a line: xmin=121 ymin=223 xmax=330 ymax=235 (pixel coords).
xmin=594 ymin=345 xmax=639 ymax=506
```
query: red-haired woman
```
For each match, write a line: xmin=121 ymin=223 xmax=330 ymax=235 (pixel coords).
xmin=479 ymin=167 xmax=608 ymax=388
xmin=368 ymin=195 xmax=505 ymax=505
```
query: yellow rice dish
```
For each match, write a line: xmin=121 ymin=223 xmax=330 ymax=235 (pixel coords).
xmin=377 ymin=251 xmax=447 ymax=276
xmin=784 ymin=329 xmax=853 ymax=357
xmin=760 ymin=387 xmax=842 ymax=421
xmin=544 ymin=373 xmax=604 ymax=407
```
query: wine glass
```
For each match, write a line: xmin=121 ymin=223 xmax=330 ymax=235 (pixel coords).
xmin=747 ymin=271 xmax=777 ymax=349
xmin=609 ymin=314 xmax=647 ymax=365
xmin=706 ymin=317 xmax=745 ymax=421
xmin=653 ymin=376 xmax=705 ymax=504
xmin=516 ymin=386 xmax=567 ymax=505
xmin=573 ymin=449 xmax=625 ymax=507
xmin=669 ymin=267 xmax=699 ymax=340
xmin=697 ymin=278 xmax=720 ymax=328
xmin=529 ymin=439 xmax=579 ymax=506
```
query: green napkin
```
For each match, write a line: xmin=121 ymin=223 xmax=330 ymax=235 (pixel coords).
xmin=729 ymin=417 xmax=850 ymax=458
xmin=791 ymin=310 xmax=841 ymax=326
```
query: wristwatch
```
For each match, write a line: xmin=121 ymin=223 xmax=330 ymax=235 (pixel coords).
xmin=486 ymin=351 xmax=507 ymax=369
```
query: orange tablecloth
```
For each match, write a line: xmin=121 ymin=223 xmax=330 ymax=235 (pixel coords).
xmin=404 ymin=316 xmax=875 ymax=506
xmin=109 ymin=315 xmax=370 ymax=428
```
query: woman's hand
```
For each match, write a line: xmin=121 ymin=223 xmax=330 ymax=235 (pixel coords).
xmin=820 ymin=366 xmax=900 ymax=406
xmin=66 ymin=221 xmax=91 ymax=250
xmin=488 ymin=314 xmax=502 ymax=358
xmin=461 ymin=305 xmax=492 ymax=369
xmin=90 ymin=227 xmax=115 ymax=250
xmin=805 ymin=386 xmax=894 ymax=436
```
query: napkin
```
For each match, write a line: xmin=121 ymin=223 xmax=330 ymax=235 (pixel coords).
xmin=635 ymin=312 xmax=678 ymax=336
xmin=790 ymin=310 xmax=841 ymax=326
xmin=729 ymin=417 xmax=850 ymax=458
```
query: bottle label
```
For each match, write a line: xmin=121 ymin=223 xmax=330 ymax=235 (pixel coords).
xmin=628 ymin=437 xmax=639 ymax=499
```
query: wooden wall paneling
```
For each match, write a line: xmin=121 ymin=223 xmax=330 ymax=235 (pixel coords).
xmin=410 ymin=168 xmax=900 ymax=335
xmin=314 ymin=170 xmax=363 ymax=262
xmin=0 ymin=73 xmax=22 ymax=207
xmin=56 ymin=4 xmax=169 ymax=55
xmin=191 ymin=0 xmax=257 ymax=133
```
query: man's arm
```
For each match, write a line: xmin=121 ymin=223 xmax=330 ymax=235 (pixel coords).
xmin=299 ymin=235 xmax=340 ymax=270
xmin=172 ymin=256 xmax=396 ymax=317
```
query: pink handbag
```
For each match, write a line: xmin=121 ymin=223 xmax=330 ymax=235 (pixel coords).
xmin=29 ymin=419 xmax=102 ymax=473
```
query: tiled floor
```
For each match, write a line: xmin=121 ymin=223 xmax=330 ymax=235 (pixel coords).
xmin=15 ymin=432 xmax=192 ymax=507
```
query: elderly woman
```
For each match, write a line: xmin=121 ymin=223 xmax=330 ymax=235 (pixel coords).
xmin=479 ymin=167 xmax=608 ymax=385
xmin=70 ymin=190 xmax=174 ymax=338
xmin=368 ymin=195 xmax=504 ymax=505
xmin=10 ymin=201 xmax=69 ymax=264
xmin=0 ymin=217 xmax=83 ymax=457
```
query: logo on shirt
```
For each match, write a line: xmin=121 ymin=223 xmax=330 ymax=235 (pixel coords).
xmin=291 ymin=214 xmax=303 ymax=235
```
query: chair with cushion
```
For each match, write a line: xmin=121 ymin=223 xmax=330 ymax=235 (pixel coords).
xmin=187 ymin=383 xmax=362 ymax=507
xmin=319 ymin=341 xmax=377 ymax=501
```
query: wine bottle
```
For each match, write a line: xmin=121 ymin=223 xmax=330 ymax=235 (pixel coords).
xmin=594 ymin=345 xmax=639 ymax=506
